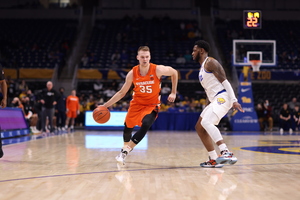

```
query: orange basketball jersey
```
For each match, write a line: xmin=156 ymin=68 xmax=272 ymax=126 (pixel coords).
xmin=125 ymin=63 xmax=161 ymax=128
xmin=131 ymin=63 xmax=161 ymax=105
xmin=66 ymin=95 xmax=79 ymax=111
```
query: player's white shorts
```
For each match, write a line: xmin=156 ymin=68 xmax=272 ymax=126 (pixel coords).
xmin=200 ymin=92 xmax=232 ymax=125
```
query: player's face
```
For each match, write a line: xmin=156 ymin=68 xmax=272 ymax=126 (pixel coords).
xmin=192 ymin=46 xmax=200 ymax=62
xmin=137 ymin=50 xmax=151 ymax=66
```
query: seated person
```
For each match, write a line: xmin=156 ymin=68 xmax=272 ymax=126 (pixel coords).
xmin=292 ymin=105 xmax=300 ymax=131
xmin=279 ymin=103 xmax=292 ymax=134
xmin=257 ymin=100 xmax=273 ymax=131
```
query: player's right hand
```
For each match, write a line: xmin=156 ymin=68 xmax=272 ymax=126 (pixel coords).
xmin=233 ymin=102 xmax=244 ymax=113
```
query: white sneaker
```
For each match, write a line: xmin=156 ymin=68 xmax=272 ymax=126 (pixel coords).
xmin=289 ymin=128 xmax=293 ymax=135
xmin=280 ymin=128 xmax=284 ymax=135
xmin=115 ymin=150 xmax=128 ymax=165
xmin=216 ymin=150 xmax=238 ymax=165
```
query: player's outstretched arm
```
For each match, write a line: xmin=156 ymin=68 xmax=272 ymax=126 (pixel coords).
xmin=103 ymin=70 xmax=133 ymax=108
xmin=206 ymin=59 xmax=244 ymax=113
xmin=156 ymin=65 xmax=178 ymax=102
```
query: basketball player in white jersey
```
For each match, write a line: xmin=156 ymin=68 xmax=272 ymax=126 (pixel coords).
xmin=192 ymin=40 xmax=244 ymax=168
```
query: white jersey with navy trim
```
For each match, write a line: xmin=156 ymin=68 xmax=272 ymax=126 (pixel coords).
xmin=198 ymin=57 xmax=225 ymax=102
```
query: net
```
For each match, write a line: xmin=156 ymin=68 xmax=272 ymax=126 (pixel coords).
xmin=250 ymin=60 xmax=261 ymax=72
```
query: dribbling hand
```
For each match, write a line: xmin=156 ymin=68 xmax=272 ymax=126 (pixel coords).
xmin=233 ymin=102 xmax=244 ymax=113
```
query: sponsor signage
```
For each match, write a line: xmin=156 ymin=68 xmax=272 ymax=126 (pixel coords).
xmin=231 ymin=74 xmax=260 ymax=131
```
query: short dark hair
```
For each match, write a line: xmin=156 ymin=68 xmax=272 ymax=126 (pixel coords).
xmin=194 ymin=40 xmax=210 ymax=53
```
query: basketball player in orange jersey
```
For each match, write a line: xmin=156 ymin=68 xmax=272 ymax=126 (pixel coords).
xmin=65 ymin=90 xmax=80 ymax=132
xmin=192 ymin=40 xmax=244 ymax=168
xmin=103 ymin=46 xmax=178 ymax=165
xmin=0 ymin=64 xmax=8 ymax=158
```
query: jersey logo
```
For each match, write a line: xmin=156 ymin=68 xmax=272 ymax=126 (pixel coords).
xmin=199 ymin=75 xmax=203 ymax=82
xmin=217 ymin=98 xmax=226 ymax=105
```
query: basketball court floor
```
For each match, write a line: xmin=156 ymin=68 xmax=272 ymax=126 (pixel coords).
xmin=0 ymin=130 xmax=299 ymax=200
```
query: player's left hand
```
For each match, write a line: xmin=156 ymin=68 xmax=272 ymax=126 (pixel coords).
xmin=167 ymin=93 xmax=176 ymax=102
xmin=0 ymin=99 xmax=7 ymax=108
xmin=233 ymin=102 xmax=244 ymax=113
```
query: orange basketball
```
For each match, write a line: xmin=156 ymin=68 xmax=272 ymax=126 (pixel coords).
xmin=93 ymin=105 xmax=110 ymax=124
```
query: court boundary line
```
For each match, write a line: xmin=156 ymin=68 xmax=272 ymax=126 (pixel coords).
xmin=1 ymin=162 xmax=300 ymax=183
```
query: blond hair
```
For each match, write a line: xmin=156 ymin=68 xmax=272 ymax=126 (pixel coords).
xmin=137 ymin=46 xmax=150 ymax=53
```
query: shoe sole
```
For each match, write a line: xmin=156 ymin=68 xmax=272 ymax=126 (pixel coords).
xmin=200 ymin=164 xmax=224 ymax=168
xmin=216 ymin=157 xmax=238 ymax=165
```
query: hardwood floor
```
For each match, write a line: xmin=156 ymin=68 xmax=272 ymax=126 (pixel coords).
xmin=1 ymin=130 xmax=300 ymax=200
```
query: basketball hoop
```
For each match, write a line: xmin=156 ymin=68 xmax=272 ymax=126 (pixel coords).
xmin=250 ymin=60 xmax=261 ymax=72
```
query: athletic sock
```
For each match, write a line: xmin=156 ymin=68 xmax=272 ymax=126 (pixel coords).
xmin=122 ymin=145 xmax=132 ymax=154
xmin=208 ymin=150 xmax=218 ymax=160
xmin=218 ymin=143 xmax=229 ymax=152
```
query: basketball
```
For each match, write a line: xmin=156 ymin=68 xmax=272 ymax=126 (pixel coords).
xmin=93 ymin=105 xmax=110 ymax=124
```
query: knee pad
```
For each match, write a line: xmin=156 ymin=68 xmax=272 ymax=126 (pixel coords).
xmin=201 ymin=116 xmax=223 ymax=143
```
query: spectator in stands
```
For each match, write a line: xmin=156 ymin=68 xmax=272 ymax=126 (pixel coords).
xmin=18 ymin=79 xmax=29 ymax=94
xmin=10 ymin=97 xmax=24 ymax=113
xmin=184 ymin=50 xmax=192 ymax=62
xmin=6 ymin=76 xmax=16 ymax=104
xmin=38 ymin=81 xmax=59 ymax=134
xmin=279 ymin=103 xmax=292 ymax=135
xmin=81 ymin=53 xmax=89 ymax=67
xmin=19 ymin=89 xmax=27 ymax=99
xmin=65 ymin=90 xmax=80 ymax=132
xmin=111 ymin=50 xmax=121 ymax=61
xmin=175 ymin=91 xmax=184 ymax=103
xmin=175 ymin=54 xmax=186 ymax=65
xmin=161 ymin=83 xmax=171 ymax=104
xmin=287 ymin=97 xmax=298 ymax=110
xmin=287 ymin=51 xmax=298 ymax=64
xmin=187 ymin=29 xmax=196 ymax=40
xmin=77 ymin=100 xmax=90 ymax=126
xmin=103 ymin=86 xmax=116 ymax=101
xmin=93 ymin=79 xmax=103 ymax=94
xmin=55 ymin=87 xmax=66 ymax=132
xmin=89 ymin=52 xmax=97 ymax=64
xmin=120 ymin=50 xmax=129 ymax=64
xmin=292 ymin=105 xmax=300 ymax=131
xmin=167 ymin=103 xmax=178 ymax=113
xmin=23 ymin=96 xmax=39 ymax=134
xmin=257 ymin=100 xmax=273 ymax=131
xmin=26 ymin=89 xmax=36 ymax=107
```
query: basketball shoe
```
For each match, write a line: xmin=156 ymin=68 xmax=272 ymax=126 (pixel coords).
xmin=216 ymin=150 xmax=238 ymax=165
xmin=115 ymin=149 xmax=128 ymax=165
xmin=200 ymin=157 xmax=224 ymax=168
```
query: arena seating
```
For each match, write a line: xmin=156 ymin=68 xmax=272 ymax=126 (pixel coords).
xmin=0 ymin=19 xmax=77 ymax=69
xmin=81 ymin=18 xmax=200 ymax=69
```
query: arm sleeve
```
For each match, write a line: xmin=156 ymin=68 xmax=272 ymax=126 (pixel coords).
xmin=222 ymin=79 xmax=237 ymax=103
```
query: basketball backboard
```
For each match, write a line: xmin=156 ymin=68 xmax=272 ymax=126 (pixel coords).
xmin=233 ymin=39 xmax=276 ymax=66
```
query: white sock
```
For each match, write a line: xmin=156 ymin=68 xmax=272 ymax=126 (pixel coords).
xmin=208 ymin=150 xmax=218 ymax=160
xmin=219 ymin=143 xmax=229 ymax=152
xmin=123 ymin=145 xmax=132 ymax=153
